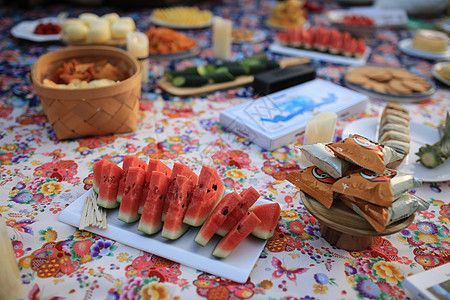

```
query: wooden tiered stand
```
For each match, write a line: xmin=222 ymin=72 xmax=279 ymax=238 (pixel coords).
xmin=298 ymin=191 xmax=415 ymax=251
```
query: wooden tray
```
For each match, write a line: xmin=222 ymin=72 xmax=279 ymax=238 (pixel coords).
xmin=299 ymin=192 xmax=414 ymax=251
xmin=157 ymin=56 xmax=310 ymax=97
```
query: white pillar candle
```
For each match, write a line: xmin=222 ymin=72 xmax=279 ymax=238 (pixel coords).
xmin=300 ymin=111 xmax=338 ymax=167
xmin=126 ymin=31 xmax=149 ymax=83
xmin=213 ymin=17 xmax=232 ymax=60
xmin=0 ymin=221 xmax=23 ymax=300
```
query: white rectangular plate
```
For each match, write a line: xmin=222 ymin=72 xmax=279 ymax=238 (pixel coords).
xmin=58 ymin=190 xmax=269 ymax=283
xmin=269 ymin=43 xmax=371 ymax=66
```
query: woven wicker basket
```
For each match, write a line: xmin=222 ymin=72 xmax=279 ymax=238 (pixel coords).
xmin=31 ymin=46 xmax=142 ymax=140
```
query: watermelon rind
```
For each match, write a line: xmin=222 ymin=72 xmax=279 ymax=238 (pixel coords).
xmin=137 ymin=221 xmax=162 ymax=235
xmin=160 ymin=224 xmax=190 ymax=240
xmin=118 ymin=211 xmax=140 ymax=223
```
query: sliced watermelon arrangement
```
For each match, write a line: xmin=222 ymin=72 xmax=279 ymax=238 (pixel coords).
xmin=277 ymin=25 xmax=366 ymax=58
xmin=92 ymin=157 xmax=281 ymax=258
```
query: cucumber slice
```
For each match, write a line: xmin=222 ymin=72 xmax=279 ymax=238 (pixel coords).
xmin=246 ymin=64 xmax=267 ymax=74
xmin=165 ymin=68 xmax=200 ymax=81
xmin=197 ymin=65 xmax=207 ymax=76
xmin=172 ymin=75 xmax=209 ymax=87
xmin=206 ymin=71 xmax=235 ymax=83
xmin=219 ymin=65 xmax=247 ymax=77
xmin=264 ymin=60 xmax=280 ymax=70
xmin=205 ymin=64 xmax=217 ymax=73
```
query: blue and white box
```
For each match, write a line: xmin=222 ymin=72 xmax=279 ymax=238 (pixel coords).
xmin=219 ymin=79 xmax=369 ymax=151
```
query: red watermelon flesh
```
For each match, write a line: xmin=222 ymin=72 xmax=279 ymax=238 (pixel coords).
xmin=161 ymin=162 xmax=198 ymax=222
xmin=97 ymin=161 xmax=124 ymax=209
xmin=118 ymin=167 xmax=146 ymax=223
xmin=183 ymin=165 xmax=225 ymax=227
xmin=248 ymin=202 xmax=281 ymax=239
xmin=194 ymin=191 xmax=240 ymax=246
xmin=138 ymin=171 xmax=171 ymax=235
xmin=93 ymin=159 xmax=106 ymax=194
xmin=216 ymin=186 xmax=260 ymax=237
xmin=161 ymin=174 xmax=195 ymax=240
xmin=138 ymin=159 xmax=172 ymax=214
xmin=117 ymin=156 xmax=148 ymax=203
xmin=212 ymin=211 xmax=261 ymax=258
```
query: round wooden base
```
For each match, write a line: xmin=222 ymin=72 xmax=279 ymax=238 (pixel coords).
xmin=300 ymin=192 xmax=415 ymax=251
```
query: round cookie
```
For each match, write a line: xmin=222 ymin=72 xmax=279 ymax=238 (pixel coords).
xmin=388 ymin=79 xmax=412 ymax=94
xmin=401 ymin=78 xmax=429 ymax=93
xmin=345 ymin=73 xmax=369 ymax=85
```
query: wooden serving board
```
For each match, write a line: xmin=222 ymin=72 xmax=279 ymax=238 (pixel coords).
xmin=300 ymin=192 xmax=414 ymax=250
xmin=157 ymin=56 xmax=310 ymax=97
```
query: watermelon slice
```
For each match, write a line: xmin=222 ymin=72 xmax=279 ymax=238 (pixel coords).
xmin=161 ymin=162 xmax=198 ymax=221
xmin=138 ymin=159 xmax=172 ymax=214
xmin=355 ymin=38 xmax=366 ymax=57
xmin=97 ymin=160 xmax=124 ymax=209
xmin=118 ymin=167 xmax=146 ymax=223
xmin=212 ymin=211 xmax=261 ymax=258
xmin=248 ymin=202 xmax=281 ymax=239
xmin=329 ymin=28 xmax=342 ymax=54
xmin=161 ymin=174 xmax=195 ymax=240
xmin=216 ymin=186 xmax=260 ymax=237
xmin=92 ymin=159 xmax=106 ymax=194
xmin=183 ymin=165 xmax=225 ymax=227
xmin=138 ymin=171 xmax=171 ymax=235
xmin=194 ymin=191 xmax=241 ymax=246
xmin=315 ymin=26 xmax=329 ymax=51
xmin=117 ymin=155 xmax=147 ymax=203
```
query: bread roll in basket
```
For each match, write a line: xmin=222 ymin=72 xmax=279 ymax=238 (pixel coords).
xmin=31 ymin=46 xmax=142 ymax=140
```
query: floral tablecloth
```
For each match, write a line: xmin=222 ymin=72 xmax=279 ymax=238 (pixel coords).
xmin=1 ymin=1 xmax=449 ymax=299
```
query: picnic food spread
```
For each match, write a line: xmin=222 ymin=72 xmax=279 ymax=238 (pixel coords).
xmin=3 ymin=1 xmax=450 ymax=299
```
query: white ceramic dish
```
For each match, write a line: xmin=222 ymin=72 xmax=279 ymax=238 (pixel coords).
xmin=398 ymin=39 xmax=450 ymax=61
xmin=432 ymin=62 xmax=450 ymax=86
xmin=11 ymin=17 xmax=61 ymax=42
xmin=58 ymin=190 xmax=270 ymax=283
xmin=269 ymin=43 xmax=371 ymax=66
xmin=148 ymin=16 xmax=213 ymax=29
xmin=342 ymin=117 xmax=450 ymax=182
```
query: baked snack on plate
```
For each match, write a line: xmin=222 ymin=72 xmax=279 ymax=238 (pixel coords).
xmin=344 ymin=65 xmax=435 ymax=101
xmin=377 ymin=102 xmax=410 ymax=168
xmin=412 ymin=29 xmax=449 ymax=53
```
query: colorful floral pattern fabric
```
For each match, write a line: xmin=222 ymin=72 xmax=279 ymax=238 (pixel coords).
xmin=0 ymin=1 xmax=449 ymax=299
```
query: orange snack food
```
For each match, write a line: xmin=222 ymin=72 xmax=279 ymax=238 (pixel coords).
xmin=340 ymin=192 xmax=429 ymax=233
xmin=328 ymin=134 xmax=403 ymax=174
xmin=145 ymin=26 xmax=196 ymax=54
xmin=286 ymin=166 xmax=336 ymax=209
xmin=49 ymin=58 xmax=126 ymax=84
xmin=332 ymin=169 xmax=422 ymax=207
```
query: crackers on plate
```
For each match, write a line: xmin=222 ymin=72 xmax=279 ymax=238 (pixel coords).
xmin=345 ymin=66 xmax=431 ymax=95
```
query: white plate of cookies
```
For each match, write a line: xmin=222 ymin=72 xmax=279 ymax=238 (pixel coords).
xmin=344 ymin=65 xmax=436 ymax=102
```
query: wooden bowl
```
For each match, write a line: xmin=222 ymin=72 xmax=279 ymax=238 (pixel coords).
xmin=31 ymin=45 xmax=142 ymax=140
xmin=300 ymin=191 xmax=414 ymax=251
